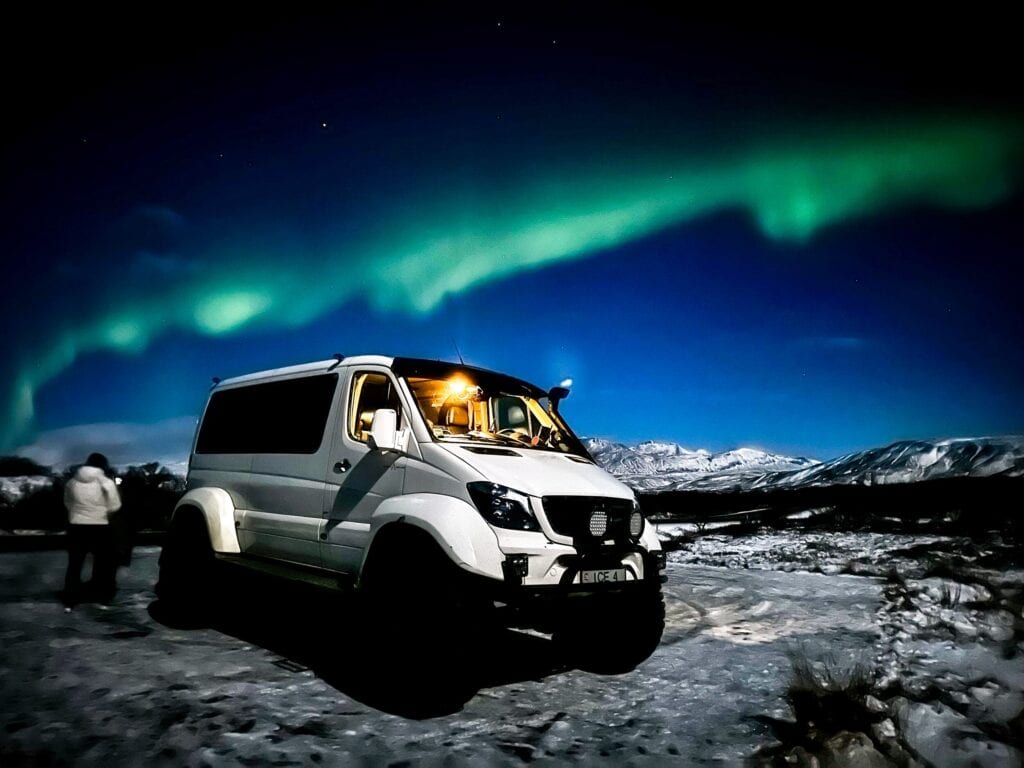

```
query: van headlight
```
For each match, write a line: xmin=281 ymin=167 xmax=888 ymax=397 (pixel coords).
xmin=467 ymin=482 xmax=540 ymax=531
xmin=629 ymin=500 xmax=645 ymax=538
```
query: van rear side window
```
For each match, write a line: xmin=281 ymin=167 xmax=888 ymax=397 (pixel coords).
xmin=196 ymin=374 xmax=338 ymax=454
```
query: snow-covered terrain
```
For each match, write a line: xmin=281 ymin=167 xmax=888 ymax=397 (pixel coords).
xmin=3 ymin=536 xmax=1019 ymax=765
xmin=658 ymin=525 xmax=1024 ymax=766
xmin=587 ymin=435 xmax=1024 ymax=492
xmin=0 ymin=548 xmax=882 ymax=765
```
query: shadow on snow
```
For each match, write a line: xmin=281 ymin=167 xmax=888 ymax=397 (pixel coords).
xmin=147 ymin=569 xmax=573 ymax=719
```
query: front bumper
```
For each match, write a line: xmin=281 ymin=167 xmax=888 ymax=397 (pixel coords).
xmin=490 ymin=523 xmax=663 ymax=585
xmin=504 ymin=545 xmax=666 ymax=588
xmin=478 ymin=547 xmax=666 ymax=632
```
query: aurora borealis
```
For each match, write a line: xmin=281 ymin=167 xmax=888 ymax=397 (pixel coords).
xmin=3 ymin=9 xmax=1023 ymax=460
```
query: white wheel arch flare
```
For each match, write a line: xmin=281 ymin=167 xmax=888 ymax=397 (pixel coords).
xmin=172 ymin=487 xmax=241 ymax=554
xmin=364 ymin=493 xmax=506 ymax=580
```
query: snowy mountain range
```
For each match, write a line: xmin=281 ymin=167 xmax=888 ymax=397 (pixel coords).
xmin=584 ymin=436 xmax=1024 ymax=493
xmin=585 ymin=438 xmax=817 ymax=477
xmin=3 ymin=436 xmax=1022 ymax=507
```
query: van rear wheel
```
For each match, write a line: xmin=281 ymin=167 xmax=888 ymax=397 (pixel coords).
xmin=156 ymin=511 xmax=217 ymax=626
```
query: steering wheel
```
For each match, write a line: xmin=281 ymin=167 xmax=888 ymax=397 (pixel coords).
xmin=497 ymin=428 xmax=532 ymax=443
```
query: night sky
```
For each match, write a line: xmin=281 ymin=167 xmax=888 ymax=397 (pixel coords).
xmin=2 ymin=8 xmax=1022 ymax=463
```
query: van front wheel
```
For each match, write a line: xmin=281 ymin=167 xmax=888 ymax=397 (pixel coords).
xmin=553 ymin=587 xmax=665 ymax=674
xmin=360 ymin=533 xmax=490 ymax=711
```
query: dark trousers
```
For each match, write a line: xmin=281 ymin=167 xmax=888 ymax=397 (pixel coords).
xmin=64 ymin=524 xmax=117 ymax=605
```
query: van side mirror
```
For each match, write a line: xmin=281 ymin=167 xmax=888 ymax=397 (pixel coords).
xmin=368 ymin=409 xmax=407 ymax=452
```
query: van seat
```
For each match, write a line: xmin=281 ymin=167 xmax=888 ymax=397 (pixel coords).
xmin=358 ymin=409 xmax=375 ymax=440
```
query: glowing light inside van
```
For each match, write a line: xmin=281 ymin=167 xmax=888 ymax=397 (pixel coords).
xmin=447 ymin=375 xmax=473 ymax=397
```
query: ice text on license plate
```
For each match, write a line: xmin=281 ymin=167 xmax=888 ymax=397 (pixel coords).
xmin=579 ymin=568 xmax=628 ymax=584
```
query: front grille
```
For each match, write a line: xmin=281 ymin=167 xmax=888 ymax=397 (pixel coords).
xmin=541 ymin=496 xmax=634 ymax=541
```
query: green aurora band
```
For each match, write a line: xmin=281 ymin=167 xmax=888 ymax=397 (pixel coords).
xmin=5 ymin=117 xmax=1021 ymax=450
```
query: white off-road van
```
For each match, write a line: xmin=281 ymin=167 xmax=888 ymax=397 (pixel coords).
xmin=157 ymin=355 xmax=665 ymax=673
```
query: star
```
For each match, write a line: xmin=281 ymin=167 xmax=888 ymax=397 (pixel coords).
xmin=321 ymin=121 xmax=328 ymax=129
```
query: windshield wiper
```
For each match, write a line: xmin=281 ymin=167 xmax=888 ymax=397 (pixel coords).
xmin=440 ymin=433 xmax=524 ymax=448
xmin=472 ymin=434 xmax=526 ymax=448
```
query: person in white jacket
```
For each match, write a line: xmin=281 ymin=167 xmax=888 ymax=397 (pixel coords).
xmin=63 ymin=452 xmax=122 ymax=606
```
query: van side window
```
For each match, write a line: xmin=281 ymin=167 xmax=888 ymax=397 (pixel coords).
xmin=348 ymin=372 xmax=403 ymax=443
xmin=196 ymin=373 xmax=338 ymax=454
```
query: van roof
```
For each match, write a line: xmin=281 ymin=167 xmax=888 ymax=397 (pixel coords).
xmin=214 ymin=355 xmax=395 ymax=388
xmin=212 ymin=355 xmax=545 ymax=397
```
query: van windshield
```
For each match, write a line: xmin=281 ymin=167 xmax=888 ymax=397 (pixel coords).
xmin=401 ymin=370 xmax=589 ymax=457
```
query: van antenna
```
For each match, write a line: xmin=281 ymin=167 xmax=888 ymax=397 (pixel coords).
xmin=452 ymin=338 xmax=465 ymax=366
xmin=328 ymin=352 xmax=345 ymax=371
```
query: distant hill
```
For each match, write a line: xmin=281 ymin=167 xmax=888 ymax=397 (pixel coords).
xmin=584 ymin=436 xmax=1024 ymax=492
xmin=0 ymin=456 xmax=52 ymax=477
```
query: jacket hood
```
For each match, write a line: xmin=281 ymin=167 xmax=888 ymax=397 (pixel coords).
xmin=74 ymin=465 xmax=109 ymax=483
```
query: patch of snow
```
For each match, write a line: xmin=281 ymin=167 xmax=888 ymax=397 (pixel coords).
xmin=662 ymin=530 xmax=960 ymax=576
xmin=898 ymin=700 xmax=1022 ymax=768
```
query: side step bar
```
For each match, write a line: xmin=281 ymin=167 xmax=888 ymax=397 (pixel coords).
xmin=215 ymin=553 xmax=356 ymax=593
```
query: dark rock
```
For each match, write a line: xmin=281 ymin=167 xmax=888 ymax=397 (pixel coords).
xmin=820 ymin=731 xmax=891 ymax=768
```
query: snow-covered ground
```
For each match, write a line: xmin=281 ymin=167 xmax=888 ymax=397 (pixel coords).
xmin=0 ymin=548 xmax=880 ymax=765
xmin=654 ymin=525 xmax=1024 ymax=766
xmin=2 ymin=532 xmax=1020 ymax=765
xmin=655 ymin=523 xmax=970 ymax=576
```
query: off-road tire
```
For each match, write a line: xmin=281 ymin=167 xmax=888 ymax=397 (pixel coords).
xmin=155 ymin=511 xmax=218 ymax=626
xmin=360 ymin=533 xmax=491 ymax=710
xmin=553 ymin=586 xmax=666 ymax=674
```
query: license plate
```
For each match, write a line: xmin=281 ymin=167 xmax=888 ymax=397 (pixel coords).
xmin=579 ymin=568 xmax=628 ymax=584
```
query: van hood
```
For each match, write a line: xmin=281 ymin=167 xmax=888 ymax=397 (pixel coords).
xmin=441 ymin=443 xmax=634 ymax=499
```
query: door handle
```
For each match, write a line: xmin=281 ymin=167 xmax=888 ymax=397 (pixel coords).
xmin=333 ymin=459 xmax=351 ymax=474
